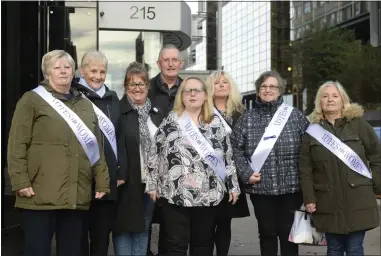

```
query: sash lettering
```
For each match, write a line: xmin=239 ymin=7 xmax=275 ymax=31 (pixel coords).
xmin=307 ymin=124 xmax=371 ymax=179
xmin=177 ymin=113 xmax=227 ymax=181
xmin=250 ymin=103 xmax=293 ymax=172
xmin=82 ymin=94 xmax=117 ymax=160
xmin=33 ymin=86 xmax=100 ymax=166
xmin=213 ymin=108 xmax=232 ymax=134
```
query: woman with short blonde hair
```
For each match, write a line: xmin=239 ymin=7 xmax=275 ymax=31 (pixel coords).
xmin=300 ymin=81 xmax=381 ymax=256
xmin=146 ymin=76 xmax=240 ymax=256
xmin=7 ymin=50 xmax=109 ymax=256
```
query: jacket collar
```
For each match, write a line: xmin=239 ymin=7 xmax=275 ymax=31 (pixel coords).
xmin=153 ymin=73 xmax=182 ymax=94
xmin=40 ymin=80 xmax=82 ymax=102
xmin=72 ymin=78 xmax=114 ymax=99
xmin=309 ymin=103 xmax=364 ymax=124
xmin=254 ymin=96 xmax=284 ymax=112
xmin=120 ymin=94 xmax=161 ymax=115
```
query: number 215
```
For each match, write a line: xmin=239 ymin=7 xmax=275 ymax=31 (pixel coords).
xmin=130 ymin=6 xmax=156 ymax=20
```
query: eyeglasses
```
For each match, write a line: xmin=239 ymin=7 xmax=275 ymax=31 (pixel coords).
xmin=127 ymin=82 xmax=148 ymax=89
xmin=260 ymin=85 xmax=279 ymax=91
xmin=159 ymin=58 xmax=182 ymax=64
xmin=182 ymin=88 xmax=204 ymax=96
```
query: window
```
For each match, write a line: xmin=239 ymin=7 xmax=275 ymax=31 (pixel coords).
xmin=47 ymin=6 xmax=97 ymax=69
xmin=294 ymin=6 xmax=299 ymax=18
xmin=312 ymin=1 xmax=318 ymax=9
xmin=320 ymin=16 xmax=327 ymax=27
xmin=354 ymin=2 xmax=361 ymax=16
xmin=99 ymin=31 xmax=162 ymax=98
xmin=330 ymin=12 xmax=337 ymax=25
xmin=304 ymin=2 xmax=312 ymax=14
xmin=346 ymin=6 xmax=353 ymax=20
xmin=338 ymin=9 xmax=344 ymax=23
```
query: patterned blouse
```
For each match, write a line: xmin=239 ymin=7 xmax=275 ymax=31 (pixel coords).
xmin=146 ymin=111 xmax=240 ymax=207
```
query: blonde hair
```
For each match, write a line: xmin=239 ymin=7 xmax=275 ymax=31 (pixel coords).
xmin=308 ymin=81 xmax=363 ymax=122
xmin=41 ymin=50 xmax=75 ymax=79
xmin=173 ymin=76 xmax=214 ymax=123
xmin=206 ymin=70 xmax=245 ymax=117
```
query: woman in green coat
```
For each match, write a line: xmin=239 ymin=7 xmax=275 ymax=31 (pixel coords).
xmin=7 ymin=50 xmax=109 ymax=256
xmin=300 ymin=81 xmax=381 ymax=256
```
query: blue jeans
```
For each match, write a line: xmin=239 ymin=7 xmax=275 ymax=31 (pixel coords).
xmin=113 ymin=194 xmax=154 ymax=256
xmin=326 ymin=231 xmax=366 ymax=256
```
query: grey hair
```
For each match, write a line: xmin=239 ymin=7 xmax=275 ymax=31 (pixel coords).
xmin=81 ymin=50 xmax=108 ymax=70
xmin=254 ymin=70 xmax=286 ymax=95
xmin=41 ymin=50 xmax=75 ymax=79
xmin=157 ymin=44 xmax=181 ymax=60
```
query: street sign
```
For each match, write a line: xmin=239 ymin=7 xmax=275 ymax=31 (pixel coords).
xmin=99 ymin=1 xmax=190 ymax=33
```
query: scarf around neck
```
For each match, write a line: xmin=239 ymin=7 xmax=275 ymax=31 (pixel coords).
xmin=127 ymin=96 xmax=152 ymax=166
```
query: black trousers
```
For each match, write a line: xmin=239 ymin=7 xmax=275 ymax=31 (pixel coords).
xmin=20 ymin=209 xmax=86 ymax=256
xmin=214 ymin=195 xmax=232 ymax=256
xmin=160 ymin=200 xmax=218 ymax=256
xmin=250 ymin=192 xmax=302 ymax=256
xmin=214 ymin=217 xmax=232 ymax=256
xmin=81 ymin=200 xmax=115 ymax=256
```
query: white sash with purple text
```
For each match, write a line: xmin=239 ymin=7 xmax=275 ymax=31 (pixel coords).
xmin=33 ymin=86 xmax=100 ymax=166
xmin=306 ymin=124 xmax=371 ymax=179
xmin=82 ymin=94 xmax=117 ymax=160
xmin=213 ymin=108 xmax=232 ymax=134
xmin=250 ymin=103 xmax=293 ymax=173
xmin=177 ymin=113 xmax=227 ymax=181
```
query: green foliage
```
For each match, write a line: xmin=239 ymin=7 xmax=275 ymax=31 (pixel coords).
xmin=337 ymin=44 xmax=381 ymax=110
xmin=292 ymin=25 xmax=381 ymax=113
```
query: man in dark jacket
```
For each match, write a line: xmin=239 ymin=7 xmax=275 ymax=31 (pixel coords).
xmin=147 ymin=44 xmax=183 ymax=255
xmin=74 ymin=50 xmax=120 ymax=256
xmin=148 ymin=44 xmax=183 ymax=117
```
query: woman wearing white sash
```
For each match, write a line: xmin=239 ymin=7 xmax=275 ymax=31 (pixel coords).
xmin=300 ymin=81 xmax=381 ymax=256
xmin=205 ymin=70 xmax=250 ymax=256
xmin=146 ymin=77 xmax=240 ymax=256
xmin=231 ymin=71 xmax=309 ymax=256
xmin=73 ymin=50 xmax=120 ymax=256
xmin=7 ymin=50 xmax=109 ymax=256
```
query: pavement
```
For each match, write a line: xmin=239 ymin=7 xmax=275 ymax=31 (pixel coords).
xmin=3 ymin=196 xmax=380 ymax=255
xmin=132 ymin=196 xmax=381 ymax=256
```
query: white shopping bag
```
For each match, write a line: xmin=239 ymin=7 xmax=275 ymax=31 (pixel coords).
xmin=288 ymin=209 xmax=327 ymax=246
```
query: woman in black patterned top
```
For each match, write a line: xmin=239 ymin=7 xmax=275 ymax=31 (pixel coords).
xmin=146 ymin=76 xmax=240 ymax=256
xmin=206 ymin=71 xmax=250 ymax=256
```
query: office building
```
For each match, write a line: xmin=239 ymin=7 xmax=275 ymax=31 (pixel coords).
xmin=186 ymin=1 xmax=292 ymax=108
xmin=291 ymin=1 xmax=371 ymax=42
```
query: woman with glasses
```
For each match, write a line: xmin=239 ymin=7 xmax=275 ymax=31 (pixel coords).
xmin=113 ymin=62 xmax=164 ymax=256
xmin=231 ymin=71 xmax=309 ymax=256
xmin=146 ymin=77 xmax=240 ymax=256
xmin=205 ymin=71 xmax=250 ymax=256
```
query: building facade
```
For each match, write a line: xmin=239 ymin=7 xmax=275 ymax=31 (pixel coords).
xmin=291 ymin=1 xmax=371 ymax=42
xmin=186 ymin=1 xmax=292 ymax=108
xmin=2 ymin=1 xmax=192 ymax=253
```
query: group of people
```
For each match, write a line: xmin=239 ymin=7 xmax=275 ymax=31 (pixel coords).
xmin=7 ymin=44 xmax=380 ymax=256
